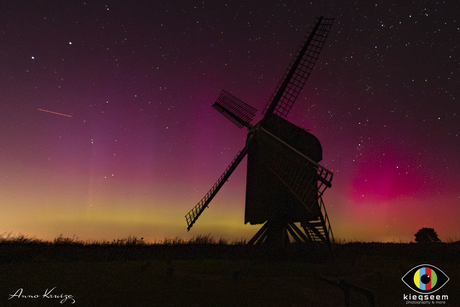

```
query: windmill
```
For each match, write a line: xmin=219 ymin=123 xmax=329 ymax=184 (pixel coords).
xmin=185 ymin=16 xmax=335 ymax=249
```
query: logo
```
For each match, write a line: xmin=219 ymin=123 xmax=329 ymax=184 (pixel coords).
xmin=402 ymin=264 xmax=449 ymax=294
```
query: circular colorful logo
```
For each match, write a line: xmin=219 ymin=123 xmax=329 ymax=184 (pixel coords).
xmin=402 ymin=264 xmax=449 ymax=294
xmin=413 ymin=266 xmax=437 ymax=291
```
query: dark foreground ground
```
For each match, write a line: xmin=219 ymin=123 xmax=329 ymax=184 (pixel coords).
xmin=0 ymin=242 xmax=459 ymax=306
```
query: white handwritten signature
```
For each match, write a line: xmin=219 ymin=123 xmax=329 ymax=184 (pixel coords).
xmin=8 ymin=287 xmax=75 ymax=304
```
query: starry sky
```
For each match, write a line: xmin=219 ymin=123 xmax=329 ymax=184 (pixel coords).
xmin=1 ymin=1 xmax=458 ymax=243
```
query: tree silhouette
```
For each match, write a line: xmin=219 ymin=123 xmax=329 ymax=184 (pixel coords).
xmin=414 ymin=228 xmax=441 ymax=243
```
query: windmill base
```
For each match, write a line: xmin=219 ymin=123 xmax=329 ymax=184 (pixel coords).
xmin=247 ymin=220 xmax=332 ymax=250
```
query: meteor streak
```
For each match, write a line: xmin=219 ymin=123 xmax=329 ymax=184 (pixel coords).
xmin=37 ymin=108 xmax=72 ymax=117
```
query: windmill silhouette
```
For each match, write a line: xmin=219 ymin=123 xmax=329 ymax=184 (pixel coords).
xmin=185 ymin=17 xmax=335 ymax=249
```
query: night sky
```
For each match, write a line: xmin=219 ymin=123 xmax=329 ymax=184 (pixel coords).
xmin=1 ymin=1 xmax=458 ymax=243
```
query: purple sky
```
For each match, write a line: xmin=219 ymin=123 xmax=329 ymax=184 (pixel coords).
xmin=1 ymin=1 xmax=459 ymax=242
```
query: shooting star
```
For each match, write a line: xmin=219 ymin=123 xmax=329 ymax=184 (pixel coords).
xmin=37 ymin=108 xmax=72 ymax=118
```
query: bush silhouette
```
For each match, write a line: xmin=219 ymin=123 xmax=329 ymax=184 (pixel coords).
xmin=414 ymin=228 xmax=441 ymax=243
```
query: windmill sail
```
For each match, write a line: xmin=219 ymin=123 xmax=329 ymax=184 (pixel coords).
xmin=212 ymin=90 xmax=257 ymax=128
xmin=185 ymin=146 xmax=249 ymax=231
xmin=263 ymin=17 xmax=334 ymax=117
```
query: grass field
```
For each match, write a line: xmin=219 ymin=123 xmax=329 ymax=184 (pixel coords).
xmin=1 ymin=235 xmax=459 ymax=306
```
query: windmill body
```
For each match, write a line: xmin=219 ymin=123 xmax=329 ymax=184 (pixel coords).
xmin=245 ymin=113 xmax=322 ymax=225
xmin=185 ymin=17 xmax=335 ymax=249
